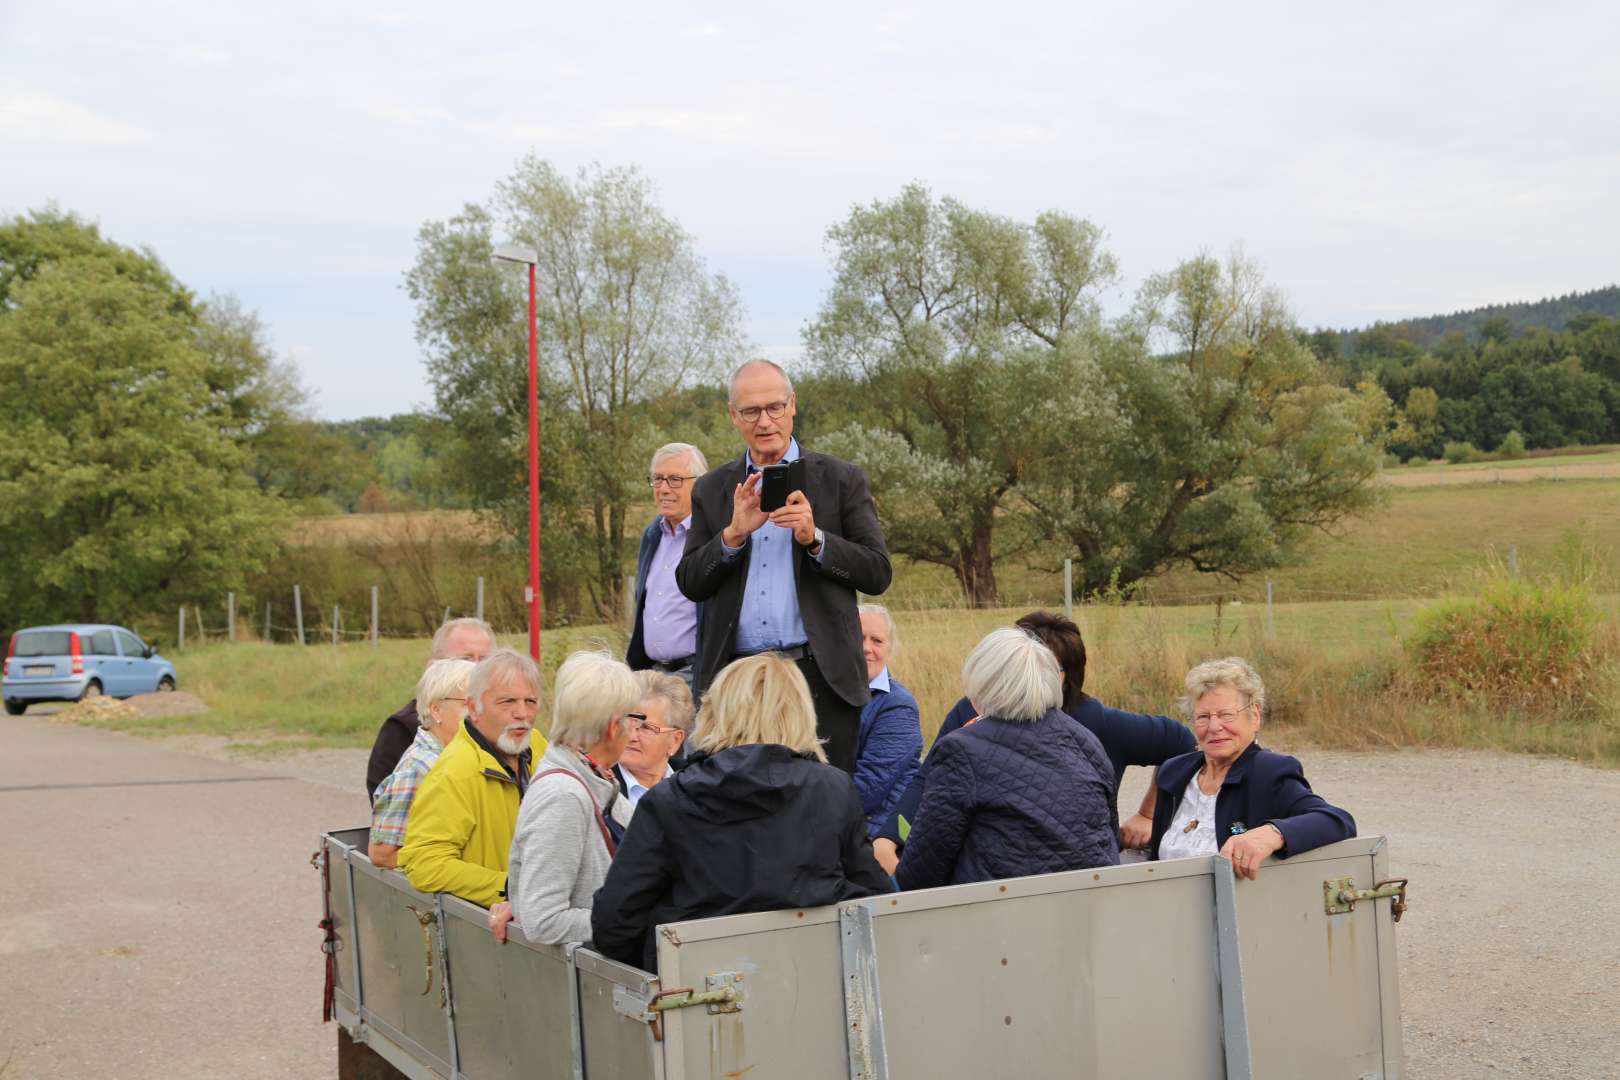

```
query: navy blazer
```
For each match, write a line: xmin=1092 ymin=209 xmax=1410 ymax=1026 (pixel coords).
xmin=626 ymin=515 xmax=701 ymax=671
xmin=854 ymin=675 xmax=923 ymax=838
xmin=1148 ymin=742 xmax=1355 ymax=860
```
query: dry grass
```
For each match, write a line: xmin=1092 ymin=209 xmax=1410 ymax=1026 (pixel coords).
xmin=287 ymin=510 xmax=493 ymax=547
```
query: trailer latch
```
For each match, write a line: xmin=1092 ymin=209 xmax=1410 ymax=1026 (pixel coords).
xmin=615 ymin=973 xmax=744 ymax=1042
xmin=1323 ymin=877 xmax=1408 ymax=921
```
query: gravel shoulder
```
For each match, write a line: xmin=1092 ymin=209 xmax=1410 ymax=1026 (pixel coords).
xmin=6 ymin=724 xmax=1617 ymax=1078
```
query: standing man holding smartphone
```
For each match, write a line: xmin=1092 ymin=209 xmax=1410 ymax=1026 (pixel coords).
xmin=676 ymin=359 xmax=892 ymax=773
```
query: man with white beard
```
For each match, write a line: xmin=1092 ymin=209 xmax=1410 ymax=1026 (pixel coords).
xmin=398 ymin=648 xmax=550 ymax=907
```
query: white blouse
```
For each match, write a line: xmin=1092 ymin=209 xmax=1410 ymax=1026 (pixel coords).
xmin=1158 ymin=772 xmax=1220 ymax=861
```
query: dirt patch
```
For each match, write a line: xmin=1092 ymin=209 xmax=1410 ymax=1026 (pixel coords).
xmin=1380 ymin=461 xmax=1620 ymax=487
xmin=48 ymin=696 xmax=138 ymax=724
xmin=125 ymin=690 xmax=209 ymax=717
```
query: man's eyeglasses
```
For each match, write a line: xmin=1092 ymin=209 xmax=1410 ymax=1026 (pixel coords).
xmin=733 ymin=400 xmax=789 ymax=424
xmin=649 ymin=474 xmax=697 ymax=490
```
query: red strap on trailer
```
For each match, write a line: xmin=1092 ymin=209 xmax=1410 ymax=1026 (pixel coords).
xmin=313 ymin=847 xmax=338 ymax=1022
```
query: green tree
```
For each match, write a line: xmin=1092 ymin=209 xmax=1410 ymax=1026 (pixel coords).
xmin=1022 ymin=252 xmax=1390 ymax=594
xmin=805 ymin=184 xmax=1118 ymax=605
xmin=405 ymin=158 xmax=747 ymax=617
xmin=0 ymin=235 xmax=285 ymax=625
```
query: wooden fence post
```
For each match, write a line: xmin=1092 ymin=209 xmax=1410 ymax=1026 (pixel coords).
xmin=1266 ymin=579 xmax=1275 ymax=636
xmin=294 ymin=585 xmax=306 ymax=645
xmin=1063 ymin=559 xmax=1074 ymax=621
xmin=332 ymin=605 xmax=339 ymax=647
xmin=371 ymin=586 xmax=379 ymax=649
xmin=227 ymin=592 xmax=236 ymax=642
xmin=265 ymin=602 xmax=272 ymax=643
xmin=477 ymin=577 xmax=485 ymax=621
xmin=178 ymin=607 xmax=186 ymax=650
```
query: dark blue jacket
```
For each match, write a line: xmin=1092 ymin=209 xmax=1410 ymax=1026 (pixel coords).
xmin=626 ymin=516 xmax=701 ymax=671
xmin=854 ymin=675 xmax=922 ymax=838
xmin=877 ymin=694 xmax=1194 ymax=844
xmin=894 ymin=708 xmax=1119 ymax=890
xmin=1148 ymin=742 xmax=1356 ymax=860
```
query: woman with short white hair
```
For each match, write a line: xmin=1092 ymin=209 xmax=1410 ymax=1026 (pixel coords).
xmin=895 ymin=627 xmax=1120 ymax=889
xmin=504 ymin=650 xmax=640 ymax=945
xmin=368 ymin=658 xmax=476 ymax=869
xmin=591 ymin=653 xmax=893 ymax=972
xmin=1149 ymin=657 xmax=1354 ymax=879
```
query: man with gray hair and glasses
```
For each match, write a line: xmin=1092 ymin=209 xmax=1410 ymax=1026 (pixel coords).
xmin=626 ymin=442 xmax=708 ymax=688
xmin=677 ymin=359 xmax=891 ymax=773
xmin=365 ymin=616 xmax=495 ymax=801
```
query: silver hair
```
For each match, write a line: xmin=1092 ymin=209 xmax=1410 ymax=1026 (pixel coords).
xmin=1180 ymin=657 xmax=1267 ymax=722
xmin=549 ymin=650 xmax=641 ymax=748
xmin=728 ymin=358 xmax=794 ymax=403
xmin=632 ymin=669 xmax=697 ymax=735
xmin=467 ymin=648 xmax=541 ymax=715
xmin=429 ymin=616 xmax=494 ymax=661
xmin=961 ymin=627 xmax=1062 ymax=723
xmin=857 ymin=603 xmax=899 ymax=657
xmin=649 ymin=442 xmax=709 ymax=478
xmin=414 ymin=658 xmax=476 ymax=722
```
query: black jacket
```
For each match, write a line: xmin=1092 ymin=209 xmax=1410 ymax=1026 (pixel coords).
xmin=364 ymin=698 xmax=418 ymax=802
xmin=590 ymin=744 xmax=894 ymax=972
xmin=877 ymin=694 xmax=1194 ymax=844
xmin=675 ymin=448 xmax=891 ymax=707
xmin=894 ymin=708 xmax=1119 ymax=891
xmin=1148 ymin=742 xmax=1356 ymax=860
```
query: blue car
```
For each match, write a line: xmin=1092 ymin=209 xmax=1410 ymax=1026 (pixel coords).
xmin=2 ymin=624 xmax=177 ymax=714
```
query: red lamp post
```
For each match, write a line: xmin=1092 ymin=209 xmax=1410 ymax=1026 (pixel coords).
xmin=493 ymin=242 xmax=543 ymax=664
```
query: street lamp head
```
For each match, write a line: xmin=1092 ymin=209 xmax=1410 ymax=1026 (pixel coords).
xmin=492 ymin=241 xmax=539 ymax=265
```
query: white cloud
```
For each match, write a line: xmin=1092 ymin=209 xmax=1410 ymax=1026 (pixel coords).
xmin=0 ymin=93 xmax=152 ymax=146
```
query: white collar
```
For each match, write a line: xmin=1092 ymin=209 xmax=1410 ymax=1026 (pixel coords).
xmin=869 ymin=667 xmax=891 ymax=693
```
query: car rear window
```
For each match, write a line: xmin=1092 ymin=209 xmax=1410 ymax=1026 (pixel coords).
xmin=13 ymin=631 xmax=73 ymax=657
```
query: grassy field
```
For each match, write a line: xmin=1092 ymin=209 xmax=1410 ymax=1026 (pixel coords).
xmin=76 ymin=468 xmax=1620 ymax=767
xmin=882 ymin=477 xmax=1620 ymax=608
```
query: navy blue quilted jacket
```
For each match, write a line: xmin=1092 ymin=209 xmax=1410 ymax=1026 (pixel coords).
xmin=894 ymin=708 xmax=1119 ymax=890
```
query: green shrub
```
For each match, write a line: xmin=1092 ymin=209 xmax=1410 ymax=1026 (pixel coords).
xmin=1379 ymin=451 xmax=1403 ymax=469
xmin=1406 ymin=576 xmax=1604 ymax=709
xmin=1443 ymin=440 xmax=1480 ymax=464
xmin=1499 ymin=430 xmax=1527 ymax=459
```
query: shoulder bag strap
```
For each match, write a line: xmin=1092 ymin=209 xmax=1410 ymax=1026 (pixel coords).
xmin=532 ymin=768 xmax=618 ymax=857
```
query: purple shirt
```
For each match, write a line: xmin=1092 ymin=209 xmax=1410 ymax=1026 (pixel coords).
xmin=643 ymin=514 xmax=699 ymax=662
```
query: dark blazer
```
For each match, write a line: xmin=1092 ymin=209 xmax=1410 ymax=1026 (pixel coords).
xmin=364 ymin=698 xmax=418 ymax=803
xmin=626 ymin=515 xmax=702 ymax=671
xmin=590 ymin=745 xmax=894 ymax=972
xmin=894 ymin=707 xmax=1119 ymax=890
xmin=854 ymin=676 xmax=923 ymax=838
xmin=675 ymin=448 xmax=891 ymax=706
xmin=1148 ymin=742 xmax=1356 ymax=860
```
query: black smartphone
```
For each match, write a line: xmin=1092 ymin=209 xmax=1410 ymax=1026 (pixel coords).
xmin=758 ymin=460 xmax=803 ymax=512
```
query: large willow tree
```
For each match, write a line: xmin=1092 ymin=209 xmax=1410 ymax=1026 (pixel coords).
xmin=406 ymin=158 xmax=747 ymax=618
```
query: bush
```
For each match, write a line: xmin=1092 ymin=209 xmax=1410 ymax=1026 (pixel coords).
xmin=1379 ymin=451 xmax=1403 ymax=469
xmin=1499 ymin=430 xmax=1527 ymax=459
xmin=1406 ymin=576 xmax=1605 ymax=709
xmin=1442 ymin=440 xmax=1479 ymax=464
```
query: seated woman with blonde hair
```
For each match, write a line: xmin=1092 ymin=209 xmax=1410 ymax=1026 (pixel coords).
xmin=1150 ymin=657 xmax=1355 ymax=879
xmin=368 ymin=657 xmax=475 ymax=869
xmin=591 ymin=653 xmax=893 ymax=972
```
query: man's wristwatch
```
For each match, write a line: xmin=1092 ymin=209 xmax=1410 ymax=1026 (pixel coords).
xmin=805 ymin=527 xmax=825 ymax=555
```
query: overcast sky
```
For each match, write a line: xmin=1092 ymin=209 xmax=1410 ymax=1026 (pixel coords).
xmin=5 ymin=2 xmax=1617 ymax=419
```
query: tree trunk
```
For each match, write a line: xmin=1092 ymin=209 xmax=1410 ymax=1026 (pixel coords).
xmin=954 ymin=524 xmax=999 ymax=608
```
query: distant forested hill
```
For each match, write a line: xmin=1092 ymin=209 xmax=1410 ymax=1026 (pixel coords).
xmin=1334 ymin=284 xmax=1620 ymax=352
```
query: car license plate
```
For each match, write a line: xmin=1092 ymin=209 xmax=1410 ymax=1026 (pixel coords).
xmin=25 ymin=665 xmax=52 ymax=675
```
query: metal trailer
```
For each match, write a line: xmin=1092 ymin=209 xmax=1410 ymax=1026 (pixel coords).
xmin=315 ymin=827 xmax=1408 ymax=1079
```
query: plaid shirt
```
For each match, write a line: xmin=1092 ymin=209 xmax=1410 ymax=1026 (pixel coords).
xmin=370 ymin=725 xmax=445 ymax=847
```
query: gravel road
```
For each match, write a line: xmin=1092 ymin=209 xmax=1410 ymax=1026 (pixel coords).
xmin=4 ymin=720 xmax=1617 ymax=1078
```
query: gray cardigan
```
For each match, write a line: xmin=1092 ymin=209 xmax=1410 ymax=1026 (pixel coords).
xmin=507 ymin=744 xmax=620 ymax=945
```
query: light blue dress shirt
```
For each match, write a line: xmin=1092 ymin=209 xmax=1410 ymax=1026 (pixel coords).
xmin=722 ymin=438 xmax=823 ymax=654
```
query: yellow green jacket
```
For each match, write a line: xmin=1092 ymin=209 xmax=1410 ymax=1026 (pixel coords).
xmin=397 ymin=724 xmax=550 ymax=907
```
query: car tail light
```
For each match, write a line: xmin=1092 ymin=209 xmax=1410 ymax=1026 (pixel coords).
xmin=3 ymin=634 xmax=12 ymax=678
xmin=70 ymin=632 xmax=84 ymax=675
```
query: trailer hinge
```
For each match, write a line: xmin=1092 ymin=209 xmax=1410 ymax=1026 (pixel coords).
xmin=615 ymin=974 xmax=743 ymax=1042
xmin=1324 ymin=877 xmax=1408 ymax=921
